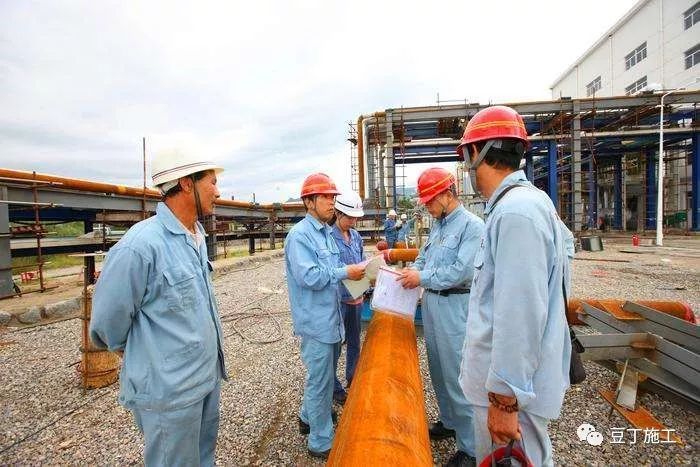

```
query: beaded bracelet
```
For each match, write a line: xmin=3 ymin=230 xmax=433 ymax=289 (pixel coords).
xmin=488 ymin=392 xmax=519 ymax=413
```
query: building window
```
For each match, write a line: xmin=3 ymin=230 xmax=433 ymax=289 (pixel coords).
xmin=625 ymin=42 xmax=647 ymax=70
xmin=625 ymin=76 xmax=647 ymax=95
xmin=684 ymin=2 xmax=700 ymax=30
xmin=685 ymin=43 xmax=700 ymax=69
xmin=586 ymin=76 xmax=602 ymax=96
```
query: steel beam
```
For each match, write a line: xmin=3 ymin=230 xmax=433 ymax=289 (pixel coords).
xmin=5 ymin=186 xmax=269 ymax=220
xmin=613 ymin=156 xmax=623 ymax=229
xmin=548 ymin=141 xmax=558 ymax=208
xmin=645 ymin=149 xmax=657 ymax=230
xmin=572 ymin=100 xmax=583 ymax=231
xmin=692 ymin=132 xmax=699 ymax=231
xmin=622 ymin=302 xmax=700 ymax=352
xmin=0 ymin=186 xmax=13 ymax=297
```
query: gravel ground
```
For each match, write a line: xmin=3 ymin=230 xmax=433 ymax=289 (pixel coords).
xmin=0 ymin=238 xmax=698 ymax=465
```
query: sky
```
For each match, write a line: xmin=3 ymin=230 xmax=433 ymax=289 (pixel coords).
xmin=0 ymin=0 xmax=638 ymax=203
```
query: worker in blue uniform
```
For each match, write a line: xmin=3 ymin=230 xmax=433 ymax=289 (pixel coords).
xmin=383 ymin=209 xmax=401 ymax=248
xmin=90 ymin=148 xmax=227 ymax=467
xmin=456 ymin=106 xmax=573 ymax=467
xmin=284 ymin=173 xmax=366 ymax=459
xmin=397 ymin=213 xmax=414 ymax=245
xmin=398 ymin=167 xmax=484 ymax=467
xmin=330 ymin=190 xmax=366 ymax=405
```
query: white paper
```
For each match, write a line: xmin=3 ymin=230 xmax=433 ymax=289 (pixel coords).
xmin=341 ymin=255 xmax=386 ymax=300
xmin=370 ymin=266 xmax=421 ymax=318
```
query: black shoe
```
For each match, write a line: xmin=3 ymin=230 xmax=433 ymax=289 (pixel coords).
xmin=429 ymin=420 xmax=456 ymax=440
xmin=307 ymin=448 xmax=330 ymax=459
xmin=444 ymin=450 xmax=476 ymax=467
xmin=298 ymin=411 xmax=338 ymax=435
xmin=333 ymin=390 xmax=347 ymax=405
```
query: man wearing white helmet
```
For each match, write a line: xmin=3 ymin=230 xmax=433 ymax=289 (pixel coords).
xmin=90 ymin=148 xmax=227 ymax=466
xmin=384 ymin=208 xmax=401 ymax=248
xmin=330 ymin=190 xmax=365 ymax=405
xmin=397 ymin=213 xmax=414 ymax=245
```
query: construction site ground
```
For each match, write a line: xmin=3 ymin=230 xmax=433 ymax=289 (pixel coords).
xmin=0 ymin=236 xmax=698 ymax=465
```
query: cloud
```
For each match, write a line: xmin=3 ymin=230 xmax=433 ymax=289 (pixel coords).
xmin=1 ymin=0 xmax=638 ymax=202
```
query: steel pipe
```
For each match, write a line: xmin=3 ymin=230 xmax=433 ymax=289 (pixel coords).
xmin=0 ymin=168 xmax=304 ymax=212
xmin=383 ymin=248 xmax=419 ymax=263
xmin=567 ymin=299 xmax=695 ymax=325
xmin=327 ymin=310 xmax=431 ymax=466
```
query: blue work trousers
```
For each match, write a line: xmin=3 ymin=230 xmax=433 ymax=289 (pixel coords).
xmin=472 ymin=405 xmax=552 ymax=466
xmin=334 ymin=303 xmax=362 ymax=393
xmin=300 ymin=337 xmax=341 ymax=452
xmin=132 ymin=381 xmax=221 ymax=467
xmin=422 ymin=291 xmax=475 ymax=456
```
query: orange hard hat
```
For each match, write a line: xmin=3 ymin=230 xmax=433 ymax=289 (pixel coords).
xmin=417 ymin=167 xmax=455 ymax=204
xmin=456 ymin=105 xmax=528 ymax=159
xmin=300 ymin=173 xmax=341 ymax=198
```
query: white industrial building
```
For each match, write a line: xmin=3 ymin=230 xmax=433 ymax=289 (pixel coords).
xmin=551 ymin=0 xmax=699 ymax=98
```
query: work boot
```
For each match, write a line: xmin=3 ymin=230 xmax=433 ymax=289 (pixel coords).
xmin=333 ymin=390 xmax=347 ymax=405
xmin=298 ymin=411 xmax=338 ymax=435
xmin=444 ymin=450 xmax=476 ymax=467
xmin=429 ymin=420 xmax=456 ymax=440
xmin=307 ymin=448 xmax=330 ymax=459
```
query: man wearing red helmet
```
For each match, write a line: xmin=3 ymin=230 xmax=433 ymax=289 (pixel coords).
xmin=398 ymin=166 xmax=484 ymax=467
xmin=456 ymin=106 xmax=573 ymax=466
xmin=284 ymin=173 xmax=366 ymax=459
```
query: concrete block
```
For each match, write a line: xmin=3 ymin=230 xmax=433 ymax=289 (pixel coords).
xmin=17 ymin=306 xmax=43 ymax=324
xmin=0 ymin=310 xmax=11 ymax=325
xmin=44 ymin=297 xmax=82 ymax=319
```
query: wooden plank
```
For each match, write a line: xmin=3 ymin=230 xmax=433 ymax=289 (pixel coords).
xmin=599 ymin=389 xmax=683 ymax=444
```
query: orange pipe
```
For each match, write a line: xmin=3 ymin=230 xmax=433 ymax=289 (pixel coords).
xmin=328 ymin=310 xmax=431 ymax=466
xmin=0 ymin=168 xmax=305 ymax=212
xmin=384 ymin=248 xmax=419 ymax=263
xmin=567 ymin=299 xmax=695 ymax=325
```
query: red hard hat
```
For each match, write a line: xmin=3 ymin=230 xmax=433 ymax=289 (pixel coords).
xmin=376 ymin=240 xmax=388 ymax=251
xmin=417 ymin=167 xmax=455 ymax=204
xmin=300 ymin=173 xmax=341 ymax=198
xmin=456 ymin=105 xmax=528 ymax=159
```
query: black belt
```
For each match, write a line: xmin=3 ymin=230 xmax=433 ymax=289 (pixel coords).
xmin=426 ymin=288 xmax=470 ymax=296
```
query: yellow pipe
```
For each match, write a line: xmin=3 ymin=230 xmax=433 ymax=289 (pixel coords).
xmin=327 ymin=310 xmax=432 ymax=466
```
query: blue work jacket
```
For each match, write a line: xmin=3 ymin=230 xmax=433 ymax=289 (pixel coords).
xmin=90 ymin=203 xmax=227 ymax=411
xmin=285 ymin=214 xmax=348 ymax=344
xmin=330 ymin=224 xmax=365 ymax=302
xmin=414 ymin=205 xmax=484 ymax=290
xmin=397 ymin=219 xmax=414 ymax=241
xmin=460 ymin=170 xmax=573 ymax=420
xmin=384 ymin=218 xmax=399 ymax=243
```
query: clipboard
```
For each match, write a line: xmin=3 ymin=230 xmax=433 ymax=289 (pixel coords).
xmin=370 ymin=266 xmax=421 ymax=318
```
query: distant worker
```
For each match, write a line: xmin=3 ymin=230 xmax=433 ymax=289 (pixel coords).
xmin=330 ymin=190 xmax=366 ymax=405
xmin=384 ymin=209 xmax=401 ymax=248
xmin=456 ymin=106 xmax=573 ymax=466
xmin=397 ymin=213 xmax=414 ymax=245
xmin=284 ymin=173 xmax=366 ymax=459
xmin=397 ymin=167 xmax=484 ymax=467
xmin=90 ymin=148 xmax=227 ymax=466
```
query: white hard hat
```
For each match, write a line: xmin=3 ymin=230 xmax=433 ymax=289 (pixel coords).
xmin=388 ymin=209 xmax=397 ymax=217
xmin=335 ymin=190 xmax=364 ymax=217
xmin=151 ymin=148 xmax=224 ymax=193
xmin=400 ymin=213 xmax=407 ymax=220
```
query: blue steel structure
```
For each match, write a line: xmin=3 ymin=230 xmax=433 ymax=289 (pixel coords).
xmin=358 ymin=92 xmax=699 ymax=233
